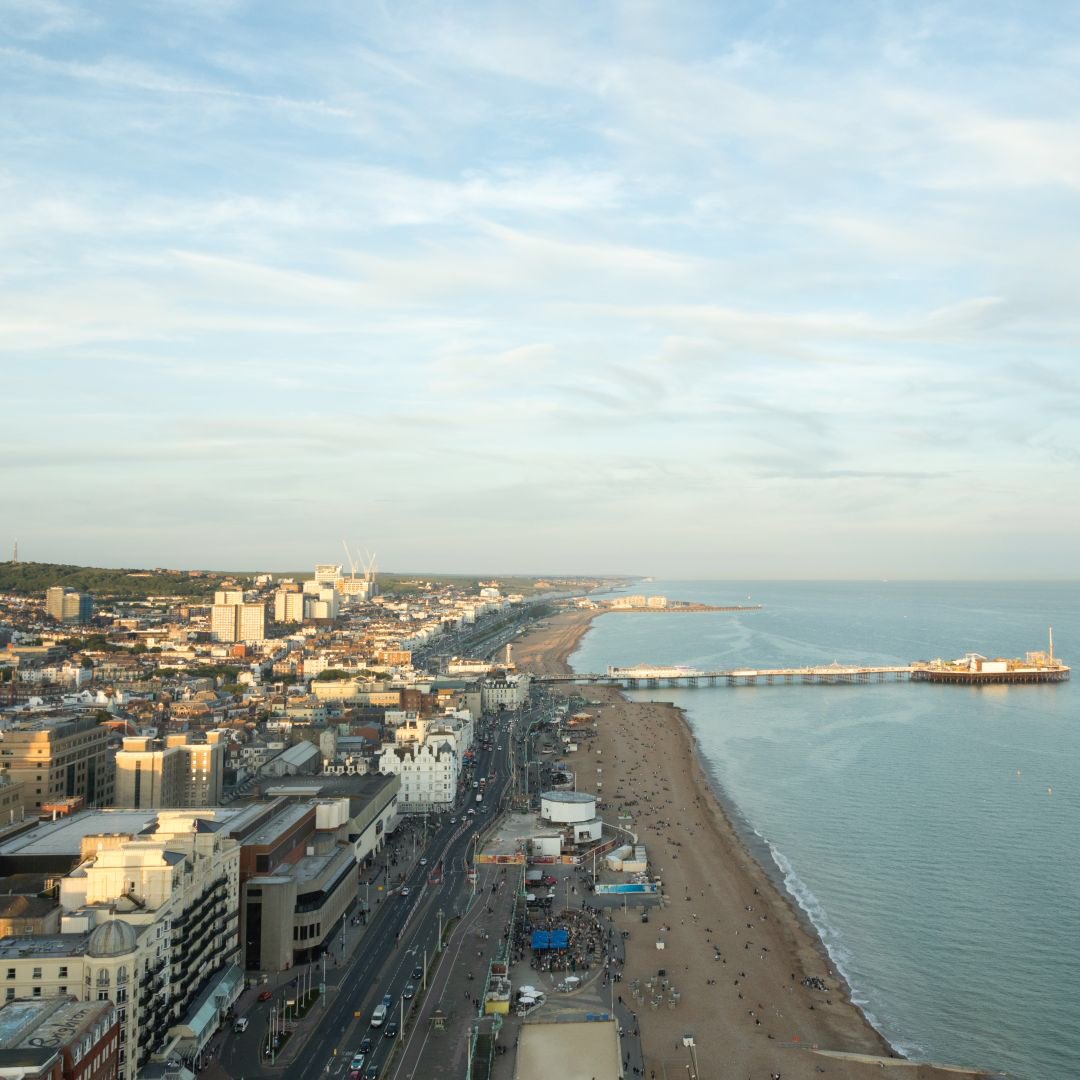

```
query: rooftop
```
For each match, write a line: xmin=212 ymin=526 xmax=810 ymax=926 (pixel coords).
xmin=0 ymin=808 xmax=251 ymax=861
xmin=0 ymin=996 xmax=111 ymax=1049
xmin=242 ymin=803 xmax=312 ymax=849
xmin=0 ymin=932 xmax=91 ymax=961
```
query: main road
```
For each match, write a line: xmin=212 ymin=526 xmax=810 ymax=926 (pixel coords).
xmin=219 ymin=711 xmax=521 ymax=1080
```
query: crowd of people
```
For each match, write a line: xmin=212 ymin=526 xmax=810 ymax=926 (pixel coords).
xmin=518 ymin=906 xmax=615 ymax=973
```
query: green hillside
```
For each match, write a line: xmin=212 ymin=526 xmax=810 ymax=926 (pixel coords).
xmin=0 ymin=562 xmax=611 ymax=602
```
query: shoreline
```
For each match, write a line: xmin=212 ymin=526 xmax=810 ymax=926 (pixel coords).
xmin=512 ymin=607 xmax=986 ymax=1080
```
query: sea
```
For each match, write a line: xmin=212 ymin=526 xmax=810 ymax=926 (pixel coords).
xmin=568 ymin=581 xmax=1079 ymax=1080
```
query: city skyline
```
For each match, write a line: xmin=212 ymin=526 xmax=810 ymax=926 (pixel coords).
xmin=4 ymin=2 xmax=1079 ymax=577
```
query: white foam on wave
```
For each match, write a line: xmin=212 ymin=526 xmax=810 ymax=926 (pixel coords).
xmin=765 ymin=840 xmax=928 ymax=1059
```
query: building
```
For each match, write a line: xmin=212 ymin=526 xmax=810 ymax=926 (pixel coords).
xmin=59 ymin=813 xmax=242 ymax=1077
xmin=480 ymin=673 xmax=530 ymax=713
xmin=300 ymin=583 xmax=338 ymax=622
xmin=0 ymin=718 xmax=113 ymax=813
xmin=209 ymin=603 xmax=265 ymax=643
xmin=0 ymin=810 xmax=242 ymax=1080
xmin=259 ymin=742 xmax=320 ymax=778
xmin=377 ymin=741 xmax=458 ymax=813
xmin=312 ymin=565 xmax=341 ymax=586
xmin=232 ymin=779 xmax=398 ymax=972
xmin=272 ymin=590 xmax=305 ymax=625
xmin=45 ymin=588 xmax=94 ymax=626
xmin=237 ymin=802 xmax=355 ymax=972
xmin=114 ymin=733 xmax=226 ymax=809
xmin=0 ymin=779 xmax=25 ymax=832
xmin=0 ymin=874 xmax=61 ymax=938
xmin=0 ymin=997 xmax=119 ymax=1080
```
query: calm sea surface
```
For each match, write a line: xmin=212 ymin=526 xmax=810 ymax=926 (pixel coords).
xmin=569 ymin=581 xmax=1079 ymax=1080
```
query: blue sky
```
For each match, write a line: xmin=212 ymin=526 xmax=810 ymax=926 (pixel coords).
xmin=2 ymin=1 xmax=1078 ymax=577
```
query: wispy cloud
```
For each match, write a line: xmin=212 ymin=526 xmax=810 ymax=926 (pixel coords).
xmin=3 ymin=1 xmax=1079 ymax=574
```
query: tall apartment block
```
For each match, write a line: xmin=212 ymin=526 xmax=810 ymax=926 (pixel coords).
xmin=210 ymin=590 xmax=266 ymax=642
xmin=45 ymin=585 xmax=94 ymax=624
xmin=114 ymin=732 xmax=226 ymax=809
xmin=0 ymin=716 xmax=114 ymax=811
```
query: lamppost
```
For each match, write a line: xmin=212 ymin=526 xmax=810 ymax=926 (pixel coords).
xmin=682 ymin=1034 xmax=700 ymax=1079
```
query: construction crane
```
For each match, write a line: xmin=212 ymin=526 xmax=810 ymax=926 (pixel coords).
xmin=342 ymin=540 xmax=359 ymax=581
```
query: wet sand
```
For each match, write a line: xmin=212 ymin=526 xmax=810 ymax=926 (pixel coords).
xmin=513 ymin=608 xmax=985 ymax=1080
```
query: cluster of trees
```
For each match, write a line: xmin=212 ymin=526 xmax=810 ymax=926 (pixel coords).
xmin=0 ymin=562 xmax=239 ymax=601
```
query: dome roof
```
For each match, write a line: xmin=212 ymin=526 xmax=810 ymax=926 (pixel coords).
xmin=87 ymin=919 xmax=137 ymax=958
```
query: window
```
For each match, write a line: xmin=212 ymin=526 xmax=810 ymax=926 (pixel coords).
xmin=59 ymin=966 xmax=68 ymax=978
xmin=59 ymin=985 xmax=67 ymax=995
xmin=32 ymin=987 xmax=41 ymax=997
xmin=5 ymin=969 xmax=13 ymax=980
xmin=3 ymin=989 xmax=12 ymax=1002
xmin=32 ymin=967 xmax=41 ymax=979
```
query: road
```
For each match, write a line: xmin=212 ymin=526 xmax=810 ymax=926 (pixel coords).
xmin=219 ymin=710 xmax=521 ymax=1080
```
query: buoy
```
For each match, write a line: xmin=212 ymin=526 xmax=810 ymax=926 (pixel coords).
xmin=1048 ymin=787 xmax=1053 ymax=795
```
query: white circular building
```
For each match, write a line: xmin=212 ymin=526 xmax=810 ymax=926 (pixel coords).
xmin=540 ymin=790 xmax=597 ymax=824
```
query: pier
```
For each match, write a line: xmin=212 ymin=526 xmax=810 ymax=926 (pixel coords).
xmin=536 ymin=659 xmax=1069 ymax=688
xmin=537 ymin=664 xmax=915 ymax=688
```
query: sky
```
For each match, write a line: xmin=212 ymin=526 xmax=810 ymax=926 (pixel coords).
xmin=2 ymin=0 xmax=1079 ymax=578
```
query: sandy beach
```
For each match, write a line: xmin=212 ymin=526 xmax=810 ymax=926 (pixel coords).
xmin=512 ymin=608 xmax=985 ymax=1080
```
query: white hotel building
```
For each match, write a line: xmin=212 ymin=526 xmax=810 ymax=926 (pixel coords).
xmin=376 ymin=710 xmax=474 ymax=813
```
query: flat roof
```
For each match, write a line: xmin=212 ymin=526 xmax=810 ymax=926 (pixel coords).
xmin=540 ymin=791 xmax=595 ymax=804
xmin=0 ymin=933 xmax=91 ymax=961
xmin=514 ymin=1020 xmax=621 ymax=1080
xmin=0 ymin=808 xmax=251 ymax=859
xmin=0 ymin=811 xmax=159 ymax=857
xmin=243 ymin=803 xmax=312 ymax=848
xmin=0 ymin=997 xmax=110 ymax=1048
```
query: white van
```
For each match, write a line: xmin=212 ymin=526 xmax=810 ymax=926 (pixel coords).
xmin=233 ymin=1017 xmax=249 ymax=1033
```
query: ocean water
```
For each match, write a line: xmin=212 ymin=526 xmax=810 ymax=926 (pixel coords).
xmin=569 ymin=581 xmax=1079 ymax=1080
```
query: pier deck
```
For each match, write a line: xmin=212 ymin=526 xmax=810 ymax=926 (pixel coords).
xmin=538 ymin=664 xmax=914 ymax=687
xmin=537 ymin=662 xmax=1069 ymax=688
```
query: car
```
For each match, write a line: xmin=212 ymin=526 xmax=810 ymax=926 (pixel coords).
xmin=358 ymin=1035 xmax=373 ymax=1054
xmin=364 ymin=1066 xmax=379 ymax=1080
xmin=450 ymin=817 xmax=457 ymax=824
xmin=384 ymin=1019 xmax=399 ymax=1038
xmin=233 ymin=1017 xmax=249 ymax=1033
xmin=419 ymin=857 xmax=427 ymax=866
xmin=412 ymin=964 xmax=422 ymax=979
xmin=350 ymin=1052 xmax=366 ymax=1070
xmin=400 ymin=886 xmax=410 ymax=897
xmin=257 ymin=990 xmax=272 ymax=1002
xmin=403 ymin=983 xmax=415 ymax=999
xmin=467 ymin=809 xmax=475 ymax=816
xmin=541 ymin=875 xmax=557 ymax=887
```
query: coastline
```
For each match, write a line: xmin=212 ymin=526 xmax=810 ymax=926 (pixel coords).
xmin=512 ymin=608 xmax=986 ymax=1080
